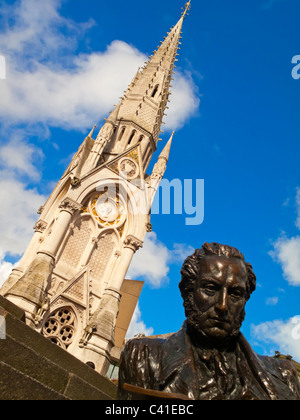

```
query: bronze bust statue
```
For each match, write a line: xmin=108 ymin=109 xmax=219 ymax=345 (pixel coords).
xmin=118 ymin=243 xmax=300 ymax=400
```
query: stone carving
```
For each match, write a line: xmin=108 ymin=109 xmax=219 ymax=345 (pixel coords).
xmin=96 ymin=122 xmax=114 ymax=144
xmin=151 ymin=159 xmax=167 ymax=179
xmin=118 ymin=243 xmax=300 ymax=400
xmin=79 ymin=322 xmax=97 ymax=347
xmin=70 ymin=177 xmax=81 ymax=187
xmin=59 ymin=198 xmax=82 ymax=215
xmin=124 ymin=235 xmax=143 ymax=253
xmin=34 ymin=296 xmax=50 ymax=325
xmin=37 ymin=205 xmax=45 ymax=215
xmin=33 ymin=220 xmax=48 ymax=234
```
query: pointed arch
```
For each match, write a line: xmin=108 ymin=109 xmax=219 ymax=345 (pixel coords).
xmin=151 ymin=84 xmax=160 ymax=98
xmin=118 ymin=126 xmax=126 ymax=142
xmin=57 ymin=215 xmax=93 ymax=270
xmin=128 ymin=130 xmax=136 ymax=145
xmin=88 ymin=229 xmax=120 ymax=289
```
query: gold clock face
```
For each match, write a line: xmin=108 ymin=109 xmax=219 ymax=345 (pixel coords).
xmin=118 ymin=158 xmax=139 ymax=179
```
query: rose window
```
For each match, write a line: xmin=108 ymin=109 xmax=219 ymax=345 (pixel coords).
xmin=90 ymin=190 xmax=127 ymax=228
xmin=42 ymin=308 xmax=76 ymax=350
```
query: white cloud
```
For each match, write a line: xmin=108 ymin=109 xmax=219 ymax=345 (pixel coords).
xmin=0 ymin=175 xmax=45 ymax=287
xmin=127 ymin=232 xmax=170 ymax=288
xmin=0 ymin=176 xmax=45 ymax=257
xmin=127 ymin=232 xmax=194 ymax=288
xmin=266 ymin=296 xmax=279 ymax=306
xmin=0 ymin=128 xmax=46 ymax=286
xmin=0 ymin=0 xmax=199 ymax=132
xmin=270 ymin=189 xmax=300 ymax=286
xmin=270 ymin=236 xmax=300 ymax=286
xmin=0 ymin=255 xmax=14 ymax=288
xmin=0 ymin=41 xmax=148 ymax=130
xmin=0 ymin=135 xmax=44 ymax=181
xmin=166 ymin=71 xmax=200 ymax=131
xmin=126 ymin=304 xmax=154 ymax=339
xmin=170 ymin=242 xmax=195 ymax=263
xmin=251 ymin=317 xmax=300 ymax=360
xmin=257 ymin=191 xmax=300 ymax=359
xmin=0 ymin=0 xmax=94 ymax=59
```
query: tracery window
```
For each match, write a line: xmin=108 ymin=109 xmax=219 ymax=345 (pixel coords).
xmin=42 ymin=307 xmax=77 ymax=350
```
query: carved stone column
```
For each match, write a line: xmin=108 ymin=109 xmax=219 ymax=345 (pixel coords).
xmin=0 ymin=220 xmax=48 ymax=296
xmin=108 ymin=234 xmax=143 ymax=291
xmin=38 ymin=198 xmax=81 ymax=258
xmin=5 ymin=198 xmax=81 ymax=325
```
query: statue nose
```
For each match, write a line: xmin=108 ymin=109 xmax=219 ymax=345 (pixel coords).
xmin=215 ymin=290 xmax=228 ymax=313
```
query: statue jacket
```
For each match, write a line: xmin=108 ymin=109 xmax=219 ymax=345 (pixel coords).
xmin=118 ymin=322 xmax=300 ymax=400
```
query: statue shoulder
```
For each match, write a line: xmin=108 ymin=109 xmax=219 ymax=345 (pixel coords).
xmin=118 ymin=336 xmax=169 ymax=399
xmin=123 ymin=336 xmax=167 ymax=359
xmin=259 ymin=354 xmax=300 ymax=398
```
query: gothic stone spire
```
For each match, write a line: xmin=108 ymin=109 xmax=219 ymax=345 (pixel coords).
xmin=116 ymin=14 xmax=185 ymax=145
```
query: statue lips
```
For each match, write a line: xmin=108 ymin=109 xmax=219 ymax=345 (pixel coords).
xmin=209 ymin=317 xmax=231 ymax=329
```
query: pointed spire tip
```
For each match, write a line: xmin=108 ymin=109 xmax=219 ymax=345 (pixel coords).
xmin=88 ymin=124 xmax=97 ymax=138
xmin=159 ymin=132 xmax=175 ymax=162
xmin=182 ymin=1 xmax=191 ymax=19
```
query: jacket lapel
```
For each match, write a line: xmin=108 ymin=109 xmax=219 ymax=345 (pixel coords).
xmin=160 ymin=323 xmax=199 ymax=399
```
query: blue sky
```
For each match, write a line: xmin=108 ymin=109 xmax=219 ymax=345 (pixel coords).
xmin=0 ymin=0 xmax=300 ymax=359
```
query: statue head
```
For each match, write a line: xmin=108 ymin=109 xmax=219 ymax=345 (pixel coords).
xmin=179 ymin=242 xmax=256 ymax=345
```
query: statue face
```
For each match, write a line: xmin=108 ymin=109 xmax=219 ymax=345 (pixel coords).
xmin=193 ymin=256 xmax=248 ymax=341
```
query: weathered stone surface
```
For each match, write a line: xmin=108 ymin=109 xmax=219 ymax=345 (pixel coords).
xmin=0 ymin=361 xmax=69 ymax=401
xmin=0 ymin=335 xmax=70 ymax=394
xmin=0 ymin=295 xmax=25 ymax=322
xmin=64 ymin=374 xmax=113 ymax=400
xmin=0 ymin=297 xmax=117 ymax=400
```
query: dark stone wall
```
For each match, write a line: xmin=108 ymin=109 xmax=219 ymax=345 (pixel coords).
xmin=0 ymin=296 xmax=117 ymax=400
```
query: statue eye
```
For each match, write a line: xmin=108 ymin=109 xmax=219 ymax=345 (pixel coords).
xmin=203 ymin=284 xmax=218 ymax=295
xmin=230 ymin=288 xmax=244 ymax=299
